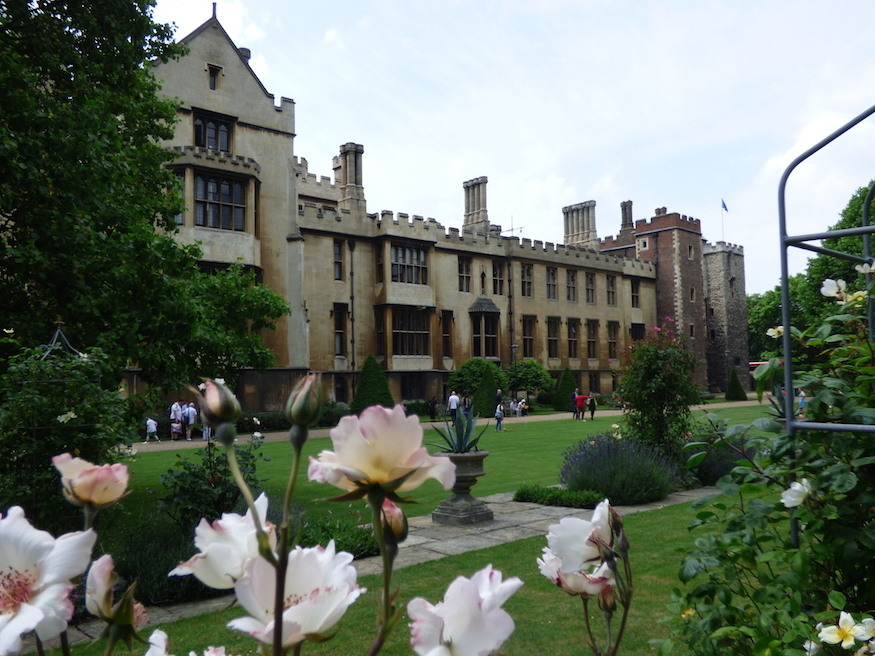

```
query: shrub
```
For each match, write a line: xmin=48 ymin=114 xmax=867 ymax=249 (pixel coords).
xmin=265 ymin=499 xmax=378 ymax=559
xmin=350 ymin=355 xmax=394 ymax=414
xmin=724 ymin=367 xmax=748 ymax=401
xmin=472 ymin=364 xmax=498 ymax=417
xmin=553 ymin=367 xmax=577 ymax=412
xmin=448 ymin=359 xmax=509 ymax=402
xmin=239 ymin=411 xmax=289 ymax=433
xmin=513 ymin=484 xmax=603 ymax=508
xmin=616 ymin=318 xmax=701 ymax=462
xmin=0 ymin=345 xmax=136 ymax=534
xmin=316 ymin=399 xmax=351 ymax=428
xmin=536 ymin=389 xmax=554 ymax=406
xmin=403 ymin=399 xmax=429 ymax=417
xmin=559 ymin=434 xmax=681 ymax=505
xmin=686 ymin=412 xmax=757 ymax=486
xmin=113 ymin=511 xmax=226 ymax=606
xmin=154 ymin=437 xmax=268 ymax=529
xmin=300 ymin=515 xmax=379 ymax=558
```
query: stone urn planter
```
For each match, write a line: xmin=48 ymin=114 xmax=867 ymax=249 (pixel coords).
xmin=431 ymin=450 xmax=493 ymax=525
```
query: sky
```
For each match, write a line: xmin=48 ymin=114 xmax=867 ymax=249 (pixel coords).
xmin=151 ymin=0 xmax=875 ymax=294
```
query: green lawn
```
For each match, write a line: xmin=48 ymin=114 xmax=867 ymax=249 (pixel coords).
xmin=72 ymin=494 xmax=738 ymax=656
xmin=79 ymin=402 xmax=772 ymax=655
xmin=117 ymin=402 xmax=770 ymax=523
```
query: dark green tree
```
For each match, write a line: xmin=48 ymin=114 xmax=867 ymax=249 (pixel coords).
xmin=747 ymin=274 xmax=808 ymax=361
xmin=616 ymin=319 xmax=701 ymax=462
xmin=509 ymin=359 xmax=555 ymax=398
xmin=799 ymin=181 xmax=875 ymax=323
xmin=0 ymin=2 xmax=289 ymax=391
xmin=0 ymin=345 xmax=134 ymax=533
xmin=472 ymin=364 xmax=498 ymax=417
xmin=724 ymin=367 xmax=747 ymax=401
xmin=350 ymin=355 xmax=394 ymax=414
xmin=554 ymin=367 xmax=577 ymax=412
xmin=448 ymin=359 xmax=509 ymax=399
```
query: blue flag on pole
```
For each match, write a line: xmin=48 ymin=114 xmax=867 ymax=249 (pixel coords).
xmin=721 ymin=199 xmax=728 ymax=212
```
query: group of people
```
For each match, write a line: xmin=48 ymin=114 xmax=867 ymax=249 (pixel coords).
xmin=144 ymin=398 xmax=210 ymax=443
xmin=441 ymin=388 xmax=529 ymax=433
xmin=571 ymin=388 xmax=597 ymax=422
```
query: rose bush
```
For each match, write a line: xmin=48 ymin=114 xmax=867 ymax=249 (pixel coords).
xmin=660 ymin=273 xmax=875 ymax=655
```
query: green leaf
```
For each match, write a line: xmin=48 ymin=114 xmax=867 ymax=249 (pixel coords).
xmin=828 ymin=590 xmax=847 ymax=610
xmin=679 ymin=557 xmax=702 ymax=583
xmin=831 ymin=471 xmax=858 ymax=494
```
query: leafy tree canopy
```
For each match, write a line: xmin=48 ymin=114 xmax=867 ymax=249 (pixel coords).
xmin=0 ymin=1 xmax=289 ymax=393
xmin=747 ymin=274 xmax=808 ymax=361
xmin=448 ymin=359 xmax=509 ymax=398
xmin=509 ymin=359 xmax=554 ymax=397
xmin=800 ymin=181 xmax=875 ymax=322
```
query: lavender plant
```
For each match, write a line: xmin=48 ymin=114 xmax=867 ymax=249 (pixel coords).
xmin=559 ymin=434 xmax=681 ymax=506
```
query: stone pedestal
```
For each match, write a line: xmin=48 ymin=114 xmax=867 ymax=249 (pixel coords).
xmin=432 ymin=451 xmax=493 ymax=525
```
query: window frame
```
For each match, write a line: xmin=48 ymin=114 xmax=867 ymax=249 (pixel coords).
xmin=522 ymin=315 xmax=536 ymax=358
xmin=194 ymin=112 xmax=233 ymax=151
xmin=392 ymin=307 xmax=430 ymax=355
xmin=547 ymin=317 xmax=560 ymax=358
xmin=567 ymin=318 xmax=580 ymax=359
xmin=458 ymin=256 xmax=472 ymax=293
xmin=608 ymin=321 xmax=619 ymax=359
xmin=586 ymin=319 xmax=599 ymax=359
xmin=333 ymin=239 xmax=344 ymax=281
xmin=333 ymin=303 xmax=348 ymax=357
xmin=390 ymin=244 xmax=428 ymax=285
xmin=566 ymin=269 xmax=577 ymax=302
xmin=546 ymin=267 xmax=557 ymax=300
xmin=585 ymin=272 xmax=596 ymax=304
xmin=492 ymin=261 xmax=505 ymax=295
xmin=194 ymin=171 xmax=247 ymax=232
xmin=520 ymin=263 xmax=533 ymax=297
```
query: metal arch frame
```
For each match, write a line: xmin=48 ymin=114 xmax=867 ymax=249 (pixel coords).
xmin=777 ymin=102 xmax=875 ymax=438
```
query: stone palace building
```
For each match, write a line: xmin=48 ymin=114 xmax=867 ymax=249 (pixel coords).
xmin=151 ymin=10 xmax=748 ymax=410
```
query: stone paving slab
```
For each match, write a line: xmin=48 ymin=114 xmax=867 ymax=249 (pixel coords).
xmin=421 ymin=534 xmax=506 ymax=556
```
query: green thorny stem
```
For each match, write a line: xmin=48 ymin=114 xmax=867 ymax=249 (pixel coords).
xmin=580 ymin=550 xmax=633 ymax=656
xmin=220 ymin=424 xmax=284 ymax=656
xmin=271 ymin=430 xmax=307 ymax=656
xmin=366 ymin=491 xmax=398 ymax=656
xmin=224 ymin=421 xmax=312 ymax=656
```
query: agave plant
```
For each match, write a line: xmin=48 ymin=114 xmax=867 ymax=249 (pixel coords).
xmin=430 ymin=411 xmax=489 ymax=453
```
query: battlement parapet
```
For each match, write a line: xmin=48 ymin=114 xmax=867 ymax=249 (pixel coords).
xmin=703 ymin=241 xmax=744 ymax=256
xmin=294 ymin=156 xmax=337 ymax=189
xmin=633 ymin=212 xmax=702 ymax=234
xmin=600 ymin=233 xmax=635 ymax=250
xmin=297 ymin=203 xmax=655 ymax=276
xmin=169 ymin=145 xmax=261 ymax=173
